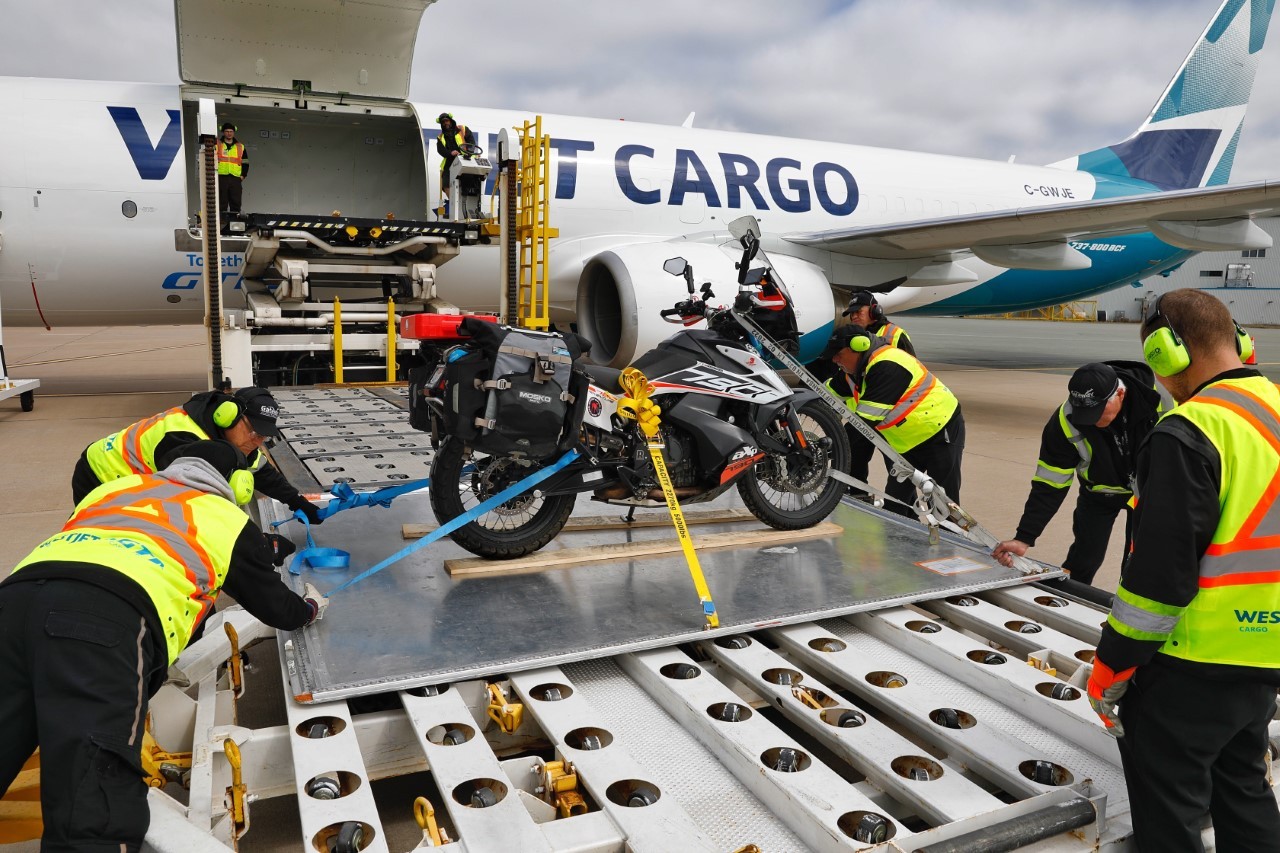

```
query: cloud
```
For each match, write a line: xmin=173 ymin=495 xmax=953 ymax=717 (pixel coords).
xmin=2 ymin=0 xmax=1277 ymax=181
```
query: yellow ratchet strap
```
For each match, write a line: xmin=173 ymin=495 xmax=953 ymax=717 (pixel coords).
xmin=617 ymin=368 xmax=720 ymax=628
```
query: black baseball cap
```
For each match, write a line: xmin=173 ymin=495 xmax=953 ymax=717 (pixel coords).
xmin=820 ymin=325 xmax=867 ymax=359
xmin=221 ymin=122 xmax=236 ymax=131
xmin=841 ymin=291 xmax=879 ymax=316
xmin=1066 ymin=363 xmax=1119 ymax=426
xmin=234 ymin=387 xmax=284 ymax=438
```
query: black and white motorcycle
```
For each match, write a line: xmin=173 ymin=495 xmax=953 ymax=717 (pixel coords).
xmin=428 ymin=237 xmax=851 ymax=559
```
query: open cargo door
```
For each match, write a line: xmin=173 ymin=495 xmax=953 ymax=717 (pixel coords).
xmin=174 ymin=0 xmax=435 ymax=100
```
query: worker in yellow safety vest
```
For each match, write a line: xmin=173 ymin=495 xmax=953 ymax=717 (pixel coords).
xmin=836 ymin=291 xmax=918 ymax=502
xmin=216 ymin=121 xmax=249 ymax=214
xmin=1087 ymin=288 xmax=1280 ymax=851
xmin=72 ymin=386 xmax=324 ymax=524
xmin=435 ymin=111 xmax=476 ymax=214
xmin=822 ymin=324 xmax=964 ymax=517
xmin=0 ymin=440 xmax=326 ymax=851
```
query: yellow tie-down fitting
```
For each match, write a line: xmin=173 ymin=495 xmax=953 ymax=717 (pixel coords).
xmin=617 ymin=368 xmax=720 ymax=629
xmin=486 ymin=682 xmax=525 ymax=734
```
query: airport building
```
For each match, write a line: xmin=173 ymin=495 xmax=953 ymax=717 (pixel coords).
xmin=1095 ymin=216 xmax=1280 ymax=326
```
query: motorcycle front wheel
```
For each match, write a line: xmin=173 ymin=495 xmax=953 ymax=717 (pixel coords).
xmin=738 ymin=399 xmax=850 ymax=529
xmin=428 ymin=437 xmax=577 ymax=559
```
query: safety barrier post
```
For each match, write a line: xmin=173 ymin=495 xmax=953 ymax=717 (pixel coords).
xmin=332 ymin=298 xmax=344 ymax=384
xmin=386 ymin=298 xmax=397 ymax=382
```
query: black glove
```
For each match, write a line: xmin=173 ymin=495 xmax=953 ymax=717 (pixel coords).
xmin=289 ymin=497 xmax=324 ymax=525
xmin=265 ymin=533 xmax=296 ymax=567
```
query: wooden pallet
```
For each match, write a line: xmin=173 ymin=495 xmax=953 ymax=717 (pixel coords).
xmin=401 ymin=507 xmax=758 ymax=540
xmin=445 ymin=520 xmax=843 ymax=578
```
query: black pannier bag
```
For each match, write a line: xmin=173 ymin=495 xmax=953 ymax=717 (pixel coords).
xmin=406 ymin=364 xmax=436 ymax=433
xmin=446 ymin=317 xmax=590 ymax=458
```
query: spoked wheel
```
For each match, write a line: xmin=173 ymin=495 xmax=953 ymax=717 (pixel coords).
xmin=428 ymin=436 xmax=576 ymax=559
xmin=738 ymin=399 xmax=850 ymax=529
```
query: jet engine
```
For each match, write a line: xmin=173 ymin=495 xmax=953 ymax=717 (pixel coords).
xmin=576 ymin=241 xmax=835 ymax=368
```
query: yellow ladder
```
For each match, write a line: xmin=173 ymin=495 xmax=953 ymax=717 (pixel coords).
xmin=515 ymin=117 xmax=559 ymax=330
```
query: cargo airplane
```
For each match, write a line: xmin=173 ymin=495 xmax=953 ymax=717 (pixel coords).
xmin=1 ymin=0 xmax=1278 ymax=367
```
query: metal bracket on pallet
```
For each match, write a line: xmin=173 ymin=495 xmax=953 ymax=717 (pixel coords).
xmin=487 ymin=682 xmax=525 ymax=734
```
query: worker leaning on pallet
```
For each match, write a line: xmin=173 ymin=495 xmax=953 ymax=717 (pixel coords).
xmin=1086 ymin=289 xmax=1280 ymax=851
xmin=71 ymin=386 xmax=325 ymax=524
xmin=992 ymin=361 xmax=1163 ymax=586
xmin=0 ymin=440 xmax=328 ymax=852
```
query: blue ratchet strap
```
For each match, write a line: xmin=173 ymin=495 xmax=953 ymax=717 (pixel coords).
xmin=273 ymin=478 xmax=432 ymax=574
xmin=286 ymin=514 xmax=351 ymax=574
xmin=324 ymin=448 xmax=580 ymax=596
xmin=318 ymin=477 xmax=431 ymax=519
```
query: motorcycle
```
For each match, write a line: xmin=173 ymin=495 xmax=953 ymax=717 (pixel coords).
xmin=425 ymin=236 xmax=851 ymax=559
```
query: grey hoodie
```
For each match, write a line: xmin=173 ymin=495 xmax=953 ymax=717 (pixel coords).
xmin=160 ymin=457 xmax=237 ymax=504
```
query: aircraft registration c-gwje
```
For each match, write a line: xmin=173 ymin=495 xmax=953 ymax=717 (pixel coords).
xmin=0 ymin=0 xmax=1278 ymax=382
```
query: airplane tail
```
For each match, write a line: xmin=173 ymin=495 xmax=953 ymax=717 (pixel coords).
xmin=1057 ymin=0 xmax=1275 ymax=191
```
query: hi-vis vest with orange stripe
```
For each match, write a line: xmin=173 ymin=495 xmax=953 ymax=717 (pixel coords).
xmin=846 ymin=345 xmax=958 ymax=453
xmin=13 ymin=474 xmax=248 ymax=664
xmin=217 ymin=141 xmax=245 ymax=177
xmin=877 ymin=321 xmax=909 ymax=351
xmin=1125 ymin=376 xmax=1280 ymax=667
xmin=86 ymin=408 xmax=212 ymax=483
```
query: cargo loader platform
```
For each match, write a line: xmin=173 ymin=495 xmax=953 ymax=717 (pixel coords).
xmin=263 ymin=388 xmax=1050 ymax=704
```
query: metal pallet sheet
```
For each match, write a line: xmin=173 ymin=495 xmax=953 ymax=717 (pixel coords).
xmin=275 ymin=493 xmax=1047 ymax=703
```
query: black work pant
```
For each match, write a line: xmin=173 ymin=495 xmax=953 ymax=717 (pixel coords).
xmin=0 ymin=579 xmax=162 ymax=852
xmin=1062 ymin=490 xmax=1131 ymax=586
xmin=218 ymin=174 xmax=243 ymax=213
xmin=1117 ymin=656 xmax=1280 ymax=852
xmin=884 ymin=408 xmax=965 ymax=518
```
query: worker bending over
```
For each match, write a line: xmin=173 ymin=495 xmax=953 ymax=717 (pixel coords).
xmin=72 ymin=386 xmax=324 ymax=524
xmin=993 ymin=361 xmax=1162 ymax=585
xmin=1087 ymin=289 xmax=1280 ymax=851
xmin=0 ymin=440 xmax=327 ymax=851
xmin=838 ymin=292 xmax=916 ymax=500
xmin=823 ymin=325 xmax=964 ymax=516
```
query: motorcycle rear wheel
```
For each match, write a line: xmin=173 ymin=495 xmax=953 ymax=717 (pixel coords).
xmin=428 ymin=437 xmax=577 ymax=559
xmin=738 ymin=399 xmax=850 ymax=529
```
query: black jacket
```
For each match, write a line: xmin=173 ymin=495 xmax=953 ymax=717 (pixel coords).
xmin=1095 ymin=368 xmax=1279 ymax=684
xmin=1014 ymin=360 xmax=1162 ymax=545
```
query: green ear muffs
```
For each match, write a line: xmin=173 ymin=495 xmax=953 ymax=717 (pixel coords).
xmin=1234 ymin=321 xmax=1254 ymax=362
xmin=848 ymin=333 xmax=871 ymax=353
xmin=1143 ymin=326 xmax=1191 ymax=377
xmin=1142 ymin=294 xmax=1191 ymax=377
xmin=212 ymin=399 xmax=242 ymax=429
xmin=228 ymin=469 xmax=255 ymax=506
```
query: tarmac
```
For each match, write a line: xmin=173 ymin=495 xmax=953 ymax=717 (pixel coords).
xmin=2 ymin=316 xmax=1277 ymax=850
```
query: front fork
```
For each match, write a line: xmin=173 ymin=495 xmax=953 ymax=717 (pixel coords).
xmin=780 ymin=406 xmax=822 ymax=468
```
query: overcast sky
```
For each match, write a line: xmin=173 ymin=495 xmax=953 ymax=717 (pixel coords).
xmin=2 ymin=0 xmax=1277 ymax=182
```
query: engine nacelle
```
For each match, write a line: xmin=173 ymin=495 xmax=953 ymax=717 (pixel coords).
xmin=576 ymin=241 xmax=835 ymax=368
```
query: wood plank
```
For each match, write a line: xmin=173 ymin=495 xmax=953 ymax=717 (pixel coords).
xmin=401 ymin=507 xmax=758 ymax=540
xmin=445 ymin=520 xmax=844 ymax=578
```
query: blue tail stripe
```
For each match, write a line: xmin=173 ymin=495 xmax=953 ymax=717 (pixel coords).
xmin=1206 ymin=122 xmax=1244 ymax=186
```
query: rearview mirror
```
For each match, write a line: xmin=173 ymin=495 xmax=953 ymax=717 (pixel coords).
xmin=663 ymin=257 xmax=688 ymax=277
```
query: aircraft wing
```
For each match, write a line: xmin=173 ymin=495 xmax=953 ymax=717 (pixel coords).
xmin=784 ymin=180 xmax=1280 ymax=263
